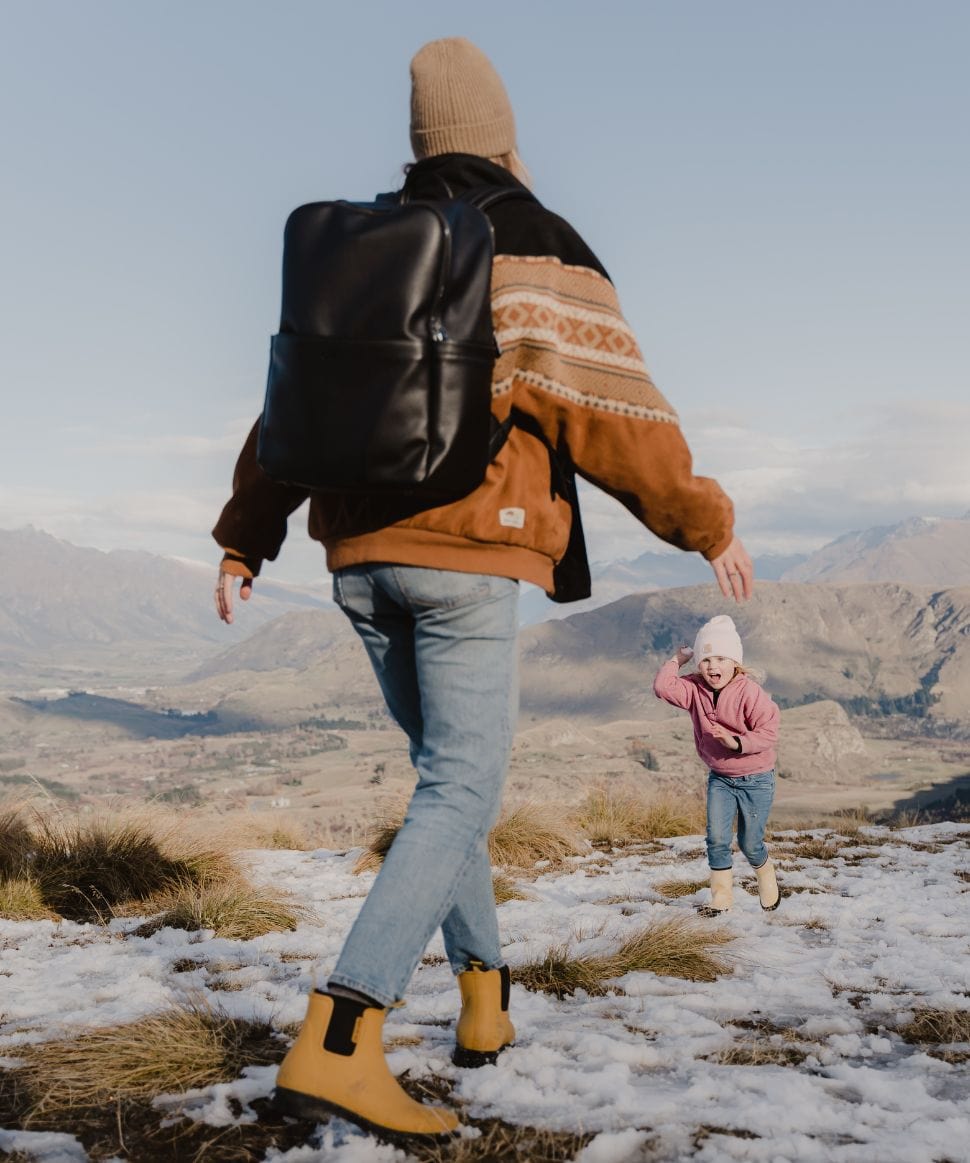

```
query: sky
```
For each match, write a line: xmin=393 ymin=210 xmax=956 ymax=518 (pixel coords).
xmin=1 ymin=0 xmax=967 ymax=585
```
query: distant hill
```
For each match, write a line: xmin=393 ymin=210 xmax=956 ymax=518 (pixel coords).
xmin=0 ymin=526 xmax=328 ymax=686
xmin=517 ymin=582 xmax=970 ymax=726
xmin=153 ymin=582 xmax=970 ymax=732
xmin=782 ymin=515 xmax=970 ymax=586
xmin=520 ymin=550 xmax=806 ymax=624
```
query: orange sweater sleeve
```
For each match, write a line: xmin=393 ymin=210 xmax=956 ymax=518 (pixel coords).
xmin=491 ymin=256 xmax=734 ymax=560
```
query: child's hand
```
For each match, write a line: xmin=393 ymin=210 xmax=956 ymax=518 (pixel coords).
xmin=674 ymin=646 xmax=693 ymax=667
xmin=709 ymin=722 xmax=741 ymax=751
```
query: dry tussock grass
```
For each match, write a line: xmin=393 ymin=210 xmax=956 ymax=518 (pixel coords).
xmin=0 ymin=877 xmax=57 ymax=921
xmin=19 ymin=1002 xmax=283 ymax=1118
xmin=134 ymin=876 xmax=308 ymax=940
xmin=492 ymin=872 xmax=531 ymax=904
xmin=0 ymin=806 xmax=240 ymax=923
xmin=572 ymin=787 xmax=704 ymax=847
xmin=775 ymin=835 xmax=841 ymax=861
xmin=705 ymin=1041 xmax=808 ymax=1066
xmin=487 ymin=803 xmax=586 ymax=869
xmin=897 ymin=1007 xmax=970 ymax=1046
xmin=0 ymin=805 xmax=34 ymax=879
xmin=353 ymin=799 xmax=586 ymax=876
xmin=411 ymin=1120 xmax=593 ymax=1162
xmin=512 ymin=916 xmax=734 ymax=998
xmin=0 ymin=805 xmax=307 ymax=936
xmin=25 ymin=815 xmax=197 ymax=923
xmin=655 ymin=878 xmax=708 ymax=899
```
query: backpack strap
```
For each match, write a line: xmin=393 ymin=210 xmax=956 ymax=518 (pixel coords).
xmin=490 ymin=407 xmax=592 ymax=604
xmin=460 ymin=185 xmax=538 ymax=213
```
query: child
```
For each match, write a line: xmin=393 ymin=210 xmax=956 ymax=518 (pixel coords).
xmin=653 ymin=614 xmax=781 ymax=914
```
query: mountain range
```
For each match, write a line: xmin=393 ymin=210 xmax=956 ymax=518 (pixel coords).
xmin=162 ymin=580 xmax=970 ymax=732
xmin=522 ymin=514 xmax=970 ymax=621
xmin=3 ymin=513 xmax=969 ymax=696
xmin=0 ymin=526 xmax=327 ymax=686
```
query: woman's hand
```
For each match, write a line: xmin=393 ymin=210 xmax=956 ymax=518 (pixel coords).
xmin=215 ymin=569 xmax=253 ymax=624
xmin=709 ymin=536 xmax=754 ymax=603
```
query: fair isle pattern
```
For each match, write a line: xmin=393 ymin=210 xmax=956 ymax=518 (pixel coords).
xmin=491 ymin=369 xmax=679 ymax=424
xmin=493 ymin=290 xmax=648 ymax=376
xmin=491 ymin=255 xmax=678 ymax=421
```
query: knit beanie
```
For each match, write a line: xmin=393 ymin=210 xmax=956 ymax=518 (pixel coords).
xmin=410 ymin=37 xmax=517 ymax=160
xmin=693 ymin=615 xmax=744 ymax=666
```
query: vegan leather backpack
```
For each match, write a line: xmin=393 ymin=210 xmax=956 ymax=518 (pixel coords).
xmin=257 ymin=185 xmax=531 ymax=501
xmin=256 ymin=182 xmax=591 ymax=603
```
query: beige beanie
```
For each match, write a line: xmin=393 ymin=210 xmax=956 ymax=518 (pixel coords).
xmin=693 ymin=615 xmax=744 ymax=666
xmin=410 ymin=37 xmax=517 ymax=160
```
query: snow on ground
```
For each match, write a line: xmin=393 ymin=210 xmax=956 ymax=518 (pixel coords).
xmin=2 ymin=824 xmax=969 ymax=1162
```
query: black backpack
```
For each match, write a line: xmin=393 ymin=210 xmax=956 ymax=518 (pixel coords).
xmin=257 ymin=186 xmax=527 ymax=499
xmin=256 ymin=184 xmax=591 ymax=602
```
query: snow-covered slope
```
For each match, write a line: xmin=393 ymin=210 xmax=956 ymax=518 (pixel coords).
xmin=2 ymin=824 xmax=968 ymax=1162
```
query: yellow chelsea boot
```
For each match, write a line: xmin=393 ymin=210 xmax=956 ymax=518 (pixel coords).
xmin=454 ymin=961 xmax=515 ymax=1068
xmin=274 ymin=991 xmax=458 ymax=1140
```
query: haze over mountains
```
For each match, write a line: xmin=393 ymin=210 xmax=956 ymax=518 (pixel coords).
xmin=181 ymin=581 xmax=970 ymax=731
xmin=3 ymin=515 xmax=969 ymax=706
xmin=783 ymin=515 xmax=970 ymax=585
xmin=0 ymin=526 xmax=326 ymax=686
xmin=523 ymin=514 xmax=970 ymax=621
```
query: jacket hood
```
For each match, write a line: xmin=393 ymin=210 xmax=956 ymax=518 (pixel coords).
xmin=401 ymin=153 xmax=529 ymax=201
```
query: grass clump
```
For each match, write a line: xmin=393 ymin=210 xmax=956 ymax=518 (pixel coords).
xmin=352 ymin=810 xmax=405 ymax=874
xmin=775 ymin=835 xmax=841 ymax=861
xmin=488 ymin=803 xmax=586 ymax=869
xmin=705 ymin=1041 xmax=808 ymax=1066
xmin=512 ymin=915 xmax=734 ymax=998
xmin=135 ymin=877 xmax=308 ymax=940
xmin=572 ymin=787 xmax=704 ymax=847
xmin=493 ymin=872 xmax=531 ymax=904
xmin=0 ymin=805 xmax=33 ymax=879
xmin=897 ymin=1007 xmax=970 ymax=1046
xmin=655 ymin=878 xmax=708 ymax=899
xmin=410 ymin=1120 xmax=592 ymax=1162
xmin=0 ymin=805 xmax=294 ymax=932
xmin=353 ymin=799 xmax=586 ymax=876
xmin=19 ymin=1002 xmax=283 ymax=1117
xmin=0 ymin=877 xmax=57 ymax=921
xmin=12 ymin=810 xmax=236 ymax=924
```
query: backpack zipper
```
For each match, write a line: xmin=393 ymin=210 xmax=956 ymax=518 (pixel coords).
xmin=426 ymin=204 xmax=451 ymax=343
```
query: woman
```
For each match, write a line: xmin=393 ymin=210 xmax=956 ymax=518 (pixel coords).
xmin=214 ymin=36 xmax=752 ymax=1141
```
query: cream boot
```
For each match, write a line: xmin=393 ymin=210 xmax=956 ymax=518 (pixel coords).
xmin=274 ymin=991 xmax=458 ymax=1140
xmin=454 ymin=962 xmax=515 ymax=1067
xmin=755 ymin=858 xmax=781 ymax=911
xmin=704 ymin=868 xmax=734 ymax=915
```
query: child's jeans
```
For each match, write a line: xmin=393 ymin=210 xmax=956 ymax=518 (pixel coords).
xmin=706 ymin=770 xmax=775 ymax=870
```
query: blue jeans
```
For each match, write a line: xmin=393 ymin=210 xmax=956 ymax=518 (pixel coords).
xmin=328 ymin=564 xmax=519 ymax=1007
xmin=706 ymin=771 xmax=775 ymax=870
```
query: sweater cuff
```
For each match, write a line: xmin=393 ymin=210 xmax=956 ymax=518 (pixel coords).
xmin=702 ymin=531 xmax=735 ymax=561
xmin=220 ymin=548 xmax=261 ymax=579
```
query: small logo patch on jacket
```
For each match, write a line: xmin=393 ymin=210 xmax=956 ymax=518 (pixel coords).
xmin=499 ymin=507 xmax=526 ymax=529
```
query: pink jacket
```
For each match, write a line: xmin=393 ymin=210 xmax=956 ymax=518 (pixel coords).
xmin=653 ymin=659 xmax=780 ymax=776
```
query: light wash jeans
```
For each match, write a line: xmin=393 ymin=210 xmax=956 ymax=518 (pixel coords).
xmin=706 ymin=770 xmax=775 ymax=870
xmin=328 ymin=564 xmax=519 ymax=1007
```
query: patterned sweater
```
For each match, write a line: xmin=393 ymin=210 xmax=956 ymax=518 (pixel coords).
xmin=654 ymin=661 xmax=780 ymax=776
xmin=213 ymin=154 xmax=735 ymax=594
